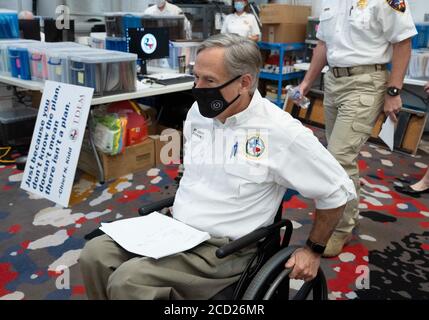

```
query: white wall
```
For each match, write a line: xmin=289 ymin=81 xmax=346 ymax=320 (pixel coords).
xmin=308 ymin=0 xmax=429 ymax=22
xmin=409 ymin=0 xmax=429 ymax=23
xmin=0 ymin=0 xmax=32 ymax=11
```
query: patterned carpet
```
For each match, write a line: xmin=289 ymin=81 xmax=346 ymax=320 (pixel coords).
xmin=1 ymin=126 xmax=429 ymax=300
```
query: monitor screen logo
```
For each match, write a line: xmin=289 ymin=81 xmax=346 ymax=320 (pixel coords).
xmin=141 ymin=33 xmax=157 ymax=54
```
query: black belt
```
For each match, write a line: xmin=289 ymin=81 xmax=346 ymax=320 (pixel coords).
xmin=331 ymin=64 xmax=387 ymax=78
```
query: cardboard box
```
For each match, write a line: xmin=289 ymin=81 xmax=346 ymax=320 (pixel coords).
xmin=78 ymin=137 xmax=155 ymax=181
xmin=149 ymin=125 xmax=183 ymax=166
xmin=262 ymin=23 xmax=307 ymax=43
xmin=260 ymin=4 xmax=311 ymax=24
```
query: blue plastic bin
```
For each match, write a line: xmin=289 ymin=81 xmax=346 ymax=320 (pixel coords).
xmin=412 ymin=24 xmax=429 ymax=49
xmin=0 ymin=10 xmax=19 ymax=39
xmin=8 ymin=47 xmax=31 ymax=80
xmin=105 ymin=12 xmax=143 ymax=38
xmin=106 ymin=37 xmax=127 ymax=52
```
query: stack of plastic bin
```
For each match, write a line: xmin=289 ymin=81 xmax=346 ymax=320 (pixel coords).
xmin=142 ymin=15 xmax=185 ymax=41
xmin=29 ymin=42 xmax=86 ymax=81
xmin=168 ymin=41 xmax=199 ymax=70
xmin=69 ymin=51 xmax=137 ymax=96
xmin=105 ymin=12 xmax=145 ymax=53
xmin=0 ymin=39 xmax=37 ymax=75
xmin=105 ymin=12 xmax=144 ymax=38
xmin=0 ymin=10 xmax=19 ymax=39
xmin=47 ymin=47 xmax=99 ymax=84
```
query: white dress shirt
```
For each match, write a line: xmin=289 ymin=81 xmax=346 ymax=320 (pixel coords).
xmin=316 ymin=0 xmax=417 ymax=67
xmin=172 ymin=90 xmax=356 ymax=240
xmin=144 ymin=2 xmax=192 ymax=39
xmin=221 ymin=12 xmax=261 ymax=39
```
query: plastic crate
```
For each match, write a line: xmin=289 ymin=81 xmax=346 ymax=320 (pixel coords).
xmin=412 ymin=24 xmax=429 ymax=49
xmin=69 ymin=51 xmax=137 ymax=96
xmin=0 ymin=106 xmax=38 ymax=145
xmin=168 ymin=41 xmax=199 ymax=70
xmin=47 ymin=47 xmax=96 ymax=84
xmin=0 ymin=10 xmax=19 ymax=39
xmin=106 ymin=37 xmax=127 ymax=52
xmin=29 ymin=42 xmax=86 ymax=81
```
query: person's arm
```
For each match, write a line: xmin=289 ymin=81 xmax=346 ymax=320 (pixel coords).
xmin=248 ymin=15 xmax=261 ymax=42
xmin=384 ymin=38 xmax=412 ymax=122
xmin=298 ymin=41 xmax=328 ymax=96
xmin=285 ymin=205 xmax=345 ymax=281
xmin=271 ymin=124 xmax=356 ymax=281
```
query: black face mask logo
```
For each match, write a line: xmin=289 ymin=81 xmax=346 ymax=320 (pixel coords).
xmin=192 ymin=75 xmax=242 ymax=118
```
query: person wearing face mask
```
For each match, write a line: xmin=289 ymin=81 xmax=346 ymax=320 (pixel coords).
xmin=221 ymin=0 xmax=260 ymax=42
xmin=144 ymin=0 xmax=192 ymax=39
xmin=79 ymin=34 xmax=356 ymax=300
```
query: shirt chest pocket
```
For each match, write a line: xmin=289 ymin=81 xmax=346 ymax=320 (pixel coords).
xmin=183 ymin=135 xmax=208 ymax=181
xmin=348 ymin=9 xmax=371 ymax=30
xmin=224 ymin=159 xmax=270 ymax=188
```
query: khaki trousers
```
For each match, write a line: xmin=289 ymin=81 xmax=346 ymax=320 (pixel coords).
xmin=79 ymin=234 xmax=256 ymax=300
xmin=323 ymin=69 xmax=388 ymax=234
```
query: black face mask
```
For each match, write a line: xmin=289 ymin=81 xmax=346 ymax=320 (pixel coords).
xmin=192 ymin=75 xmax=242 ymax=118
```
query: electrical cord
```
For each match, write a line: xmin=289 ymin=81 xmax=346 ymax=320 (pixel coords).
xmin=0 ymin=146 xmax=15 ymax=164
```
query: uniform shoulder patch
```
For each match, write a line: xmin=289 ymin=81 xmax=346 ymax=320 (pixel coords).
xmin=386 ymin=0 xmax=406 ymax=13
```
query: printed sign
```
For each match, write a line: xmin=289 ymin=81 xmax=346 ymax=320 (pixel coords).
xmin=21 ymin=81 xmax=94 ymax=207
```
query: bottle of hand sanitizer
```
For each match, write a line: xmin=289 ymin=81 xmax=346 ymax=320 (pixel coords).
xmin=285 ymin=85 xmax=310 ymax=109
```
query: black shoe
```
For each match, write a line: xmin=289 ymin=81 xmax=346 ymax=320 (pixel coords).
xmin=394 ymin=185 xmax=429 ymax=198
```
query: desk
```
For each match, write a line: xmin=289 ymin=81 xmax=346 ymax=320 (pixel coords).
xmin=0 ymin=68 xmax=194 ymax=183
xmin=0 ymin=69 xmax=195 ymax=106
xmin=0 ymin=75 xmax=44 ymax=91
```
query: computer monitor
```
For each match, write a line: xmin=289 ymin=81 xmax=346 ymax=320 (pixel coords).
xmin=19 ymin=19 xmax=41 ymax=41
xmin=127 ymin=27 xmax=170 ymax=75
xmin=43 ymin=18 xmax=75 ymax=42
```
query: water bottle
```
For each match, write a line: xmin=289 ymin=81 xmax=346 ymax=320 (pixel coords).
xmin=285 ymin=85 xmax=310 ymax=109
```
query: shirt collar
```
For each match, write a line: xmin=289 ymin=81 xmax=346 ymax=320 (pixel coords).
xmin=222 ymin=89 xmax=262 ymax=127
xmin=234 ymin=12 xmax=248 ymax=18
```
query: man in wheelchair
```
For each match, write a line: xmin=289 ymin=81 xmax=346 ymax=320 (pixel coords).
xmin=79 ymin=33 xmax=356 ymax=300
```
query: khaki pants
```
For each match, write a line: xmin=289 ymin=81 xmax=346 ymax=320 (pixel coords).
xmin=324 ymin=69 xmax=388 ymax=234
xmin=79 ymin=234 xmax=256 ymax=300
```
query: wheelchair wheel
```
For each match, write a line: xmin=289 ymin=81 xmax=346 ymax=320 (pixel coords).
xmin=242 ymin=246 xmax=328 ymax=300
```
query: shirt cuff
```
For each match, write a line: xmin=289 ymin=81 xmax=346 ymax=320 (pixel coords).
xmin=390 ymin=29 xmax=418 ymax=44
xmin=316 ymin=31 xmax=325 ymax=42
xmin=314 ymin=179 xmax=357 ymax=210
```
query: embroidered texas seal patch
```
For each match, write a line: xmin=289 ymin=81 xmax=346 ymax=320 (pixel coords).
xmin=386 ymin=0 xmax=406 ymax=13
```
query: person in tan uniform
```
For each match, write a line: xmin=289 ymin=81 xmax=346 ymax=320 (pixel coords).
xmin=297 ymin=0 xmax=417 ymax=257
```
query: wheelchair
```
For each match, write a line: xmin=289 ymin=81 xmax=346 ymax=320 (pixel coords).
xmin=138 ymin=194 xmax=328 ymax=301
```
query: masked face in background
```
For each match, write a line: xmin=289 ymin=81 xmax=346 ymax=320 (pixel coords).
xmin=234 ymin=1 xmax=246 ymax=13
